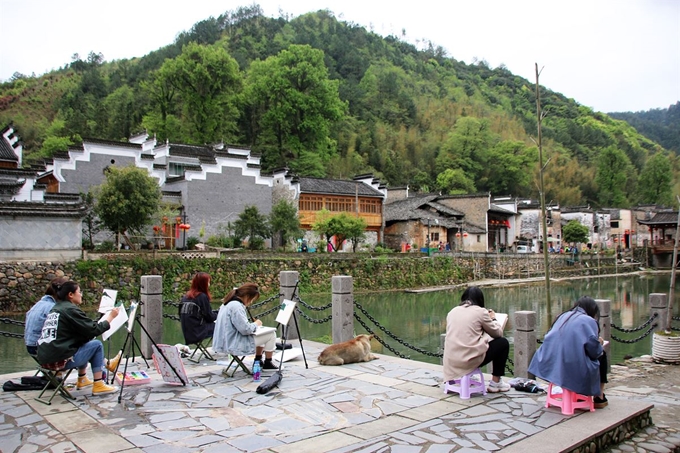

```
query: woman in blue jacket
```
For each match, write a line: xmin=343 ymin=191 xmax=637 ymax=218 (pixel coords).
xmin=528 ymin=296 xmax=608 ymax=408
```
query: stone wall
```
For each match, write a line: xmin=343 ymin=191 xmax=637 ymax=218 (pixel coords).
xmin=0 ymin=253 xmax=634 ymax=313
xmin=0 ymin=216 xmax=82 ymax=261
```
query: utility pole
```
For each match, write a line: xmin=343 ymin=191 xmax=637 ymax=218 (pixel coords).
xmin=535 ymin=63 xmax=552 ymax=325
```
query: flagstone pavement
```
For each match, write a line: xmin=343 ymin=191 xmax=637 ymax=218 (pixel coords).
xmin=1 ymin=340 xmax=678 ymax=453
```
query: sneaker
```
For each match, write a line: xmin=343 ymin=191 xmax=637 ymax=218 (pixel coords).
xmin=76 ymin=375 xmax=94 ymax=389
xmin=594 ymin=394 xmax=608 ymax=409
xmin=487 ymin=379 xmax=511 ymax=393
xmin=92 ymin=380 xmax=117 ymax=395
xmin=106 ymin=351 xmax=122 ymax=372
xmin=262 ymin=360 xmax=278 ymax=370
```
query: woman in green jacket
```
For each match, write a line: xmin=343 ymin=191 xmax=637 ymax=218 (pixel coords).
xmin=37 ymin=280 xmax=119 ymax=395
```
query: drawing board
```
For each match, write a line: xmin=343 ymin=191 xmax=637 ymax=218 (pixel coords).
xmin=275 ymin=299 xmax=297 ymax=326
xmin=152 ymin=344 xmax=189 ymax=385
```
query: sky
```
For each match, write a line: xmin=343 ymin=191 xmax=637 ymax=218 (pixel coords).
xmin=1 ymin=0 xmax=678 ymax=113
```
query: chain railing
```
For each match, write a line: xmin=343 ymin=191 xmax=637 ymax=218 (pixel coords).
xmin=0 ymin=317 xmax=26 ymax=340
xmin=353 ymin=300 xmax=442 ymax=359
xmin=610 ymin=313 xmax=659 ymax=344
xmin=611 ymin=313 xmax=658 ymax=333
xmin=293 ymin=295 xmax=333 ymax=324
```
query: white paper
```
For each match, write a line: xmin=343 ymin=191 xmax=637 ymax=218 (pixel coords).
xmin=102 ymin=303 xmax=128 ymax=341
xmin=254 ymin=326 xmax=276 ymax=336
xmin=273 ymin=347 xmax=303 ymax=363
xmin=275 ymin=299 xmax=297 ymax=326
xmin=127 ymin=301 xmax=139 ymax=332
xmin=483 ymin=312 xmax=508 ymax=341
xmin=98 ymin=289 xmax=118 ymax=313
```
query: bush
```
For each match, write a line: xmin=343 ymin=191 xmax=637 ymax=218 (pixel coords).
xmin=186 ymin=236 xmax=200 ymax=250
xmin=94 ymin=241 xmax=116 ymax=252
xmin=373 ymin=245 xmax=393 ymax=254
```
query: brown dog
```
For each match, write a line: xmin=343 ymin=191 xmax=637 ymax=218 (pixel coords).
xmin=317 ymin=334 xmax=378 ymax=366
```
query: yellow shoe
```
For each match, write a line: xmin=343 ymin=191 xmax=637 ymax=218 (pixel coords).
xmin=76 ymin=375 xmax=94 ymax=389
xmin=92 ymin=380 xmax=117 ymax=395
xmin=106 ymin=351 xmax=122 ymax=372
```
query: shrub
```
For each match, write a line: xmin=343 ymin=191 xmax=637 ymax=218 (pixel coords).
xmin=186 ymin=236 xmax=200 ymax=250
xmin=94 ymin=241 xmax=115 ymax=252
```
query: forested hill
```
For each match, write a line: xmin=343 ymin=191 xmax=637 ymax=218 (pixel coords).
xmin=0 ymin=5 xmax=677 ymax=208
xmin=609 ymin=102 xmax=680 ymax=154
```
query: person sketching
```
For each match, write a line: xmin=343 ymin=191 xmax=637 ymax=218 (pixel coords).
xmin=443 ymin=286 xmax=511 ymax=392
xmin=37 ymin=280 xmax=120 ymax=395
xmin=179 ymin=272 xmax=217 ymax=345
xmin=213 ymin=283 xmax=278 ymax=370
xmin=529 ymin=296 xmax=608 ymax=408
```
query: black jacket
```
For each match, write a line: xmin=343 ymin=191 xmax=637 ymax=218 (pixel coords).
xmin=179 ymin=293 xmax=216 ymax=344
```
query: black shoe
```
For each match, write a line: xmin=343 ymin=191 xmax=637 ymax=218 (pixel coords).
xmin=262 ymin=360 xmax=278 ymax=370
xmin=594 ymin=394 xmax=608 ymax=409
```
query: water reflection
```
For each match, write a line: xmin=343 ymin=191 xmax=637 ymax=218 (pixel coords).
xmin=1 ymin=274 xmax=677 ymax=375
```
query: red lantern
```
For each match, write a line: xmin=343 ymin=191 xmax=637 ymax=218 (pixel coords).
xmin=613 ymin=237 xmax=618 ymax=242
xmin=153 ymin=225 xmax=160 ymax=233
xmin=176 ymin=216 xmax=182 ymax=224
xmin=162 ymin=216 xmax=168 ymax=223
xmin=455 ymin=232 xmax=461 ymax=238
xmin=463 ymin=232 xmax=469 ymax=237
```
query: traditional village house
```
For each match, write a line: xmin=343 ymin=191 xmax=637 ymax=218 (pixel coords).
xmin=383 ymin=192 xmax=463 ymax=252
xmin=46 ymin=134 xmax=273 ymax=248
xmin=0 ymin=125 xmax=86 ymax=260
xmin=272 ymin=170 xmax=386 ymax=251
xmin=636 ymin=209 xmax=679 ymax=267
xmin=517 ymin=198 xmax=563 ymax=253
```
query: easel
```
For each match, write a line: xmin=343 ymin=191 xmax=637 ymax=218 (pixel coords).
xmin=114 ymin=301 xmax=186 ymax=403
xmin=277 ymin=281 xmax=308 ymax=370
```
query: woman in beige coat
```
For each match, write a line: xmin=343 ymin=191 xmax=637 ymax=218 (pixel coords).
xmin=443 ymin=286 xmax=510 ymax=392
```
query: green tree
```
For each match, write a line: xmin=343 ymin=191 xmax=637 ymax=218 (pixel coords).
xmin=156 ymin=42 xmax=242 ymax=144
xmin=435 ymin=117 xmax=494 ymax=178
xmin=595 ymin=146 xmax=634 ymax=207
xmin=562 ymin=220 xmax=590 ymax=245
xmin=94 ymin=166 xmax=161 ymax=244
xmin=269 ymin=199 xmax=302 ymax=250
xmin=482 ymin=141 xmax=537 ymax=195
xmin=314 ymin=212 xmax=367 ymax=252
xmin=234 ymin=205 xmax=270 ymax=250
xmin=436 ymin=168 xmax=476 ymax=195
xmin=244 ymin=44 xmax=346 ymax=173
xmin=311 ymin=208 xmax=334 ymax=249
xmin=81 ymin=190 xmax=102 ymax=250
xmin=638 ymin=152 xmax=673 ymax=206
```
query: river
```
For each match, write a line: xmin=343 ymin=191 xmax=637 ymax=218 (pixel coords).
xmin=1 ymin=273 xmax=676 ymax=375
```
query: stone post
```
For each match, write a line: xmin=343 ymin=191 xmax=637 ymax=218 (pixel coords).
xmin=649 ymin=293 xmax=668 ymax=331
xmin=139 ymin=275 xmax=163 ymax=359
xmin=280 ymin=271 xmax=300 ymax=340
xmin=514 ymin=311 xmax=536 ymax=378
xmin=595 ymin=299 xmax=611 ymax=372
xmin=332 ymin=275 xmax=354 ymax=344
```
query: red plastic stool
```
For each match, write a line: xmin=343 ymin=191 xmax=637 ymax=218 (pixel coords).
xmin=443 ymin=368 xmax=487 ymax=399
xmin=545 ymin=383 xmax=594 ymax=415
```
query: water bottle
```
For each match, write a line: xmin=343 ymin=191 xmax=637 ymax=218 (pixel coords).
xmin=253 ymin=361 xmax=261 ymax=382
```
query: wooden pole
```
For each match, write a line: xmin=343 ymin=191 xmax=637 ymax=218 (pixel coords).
xmin=535 ymin=63 xmax=552 ymax=325
xmin=667 ymin=196 xmax=680 ymax=331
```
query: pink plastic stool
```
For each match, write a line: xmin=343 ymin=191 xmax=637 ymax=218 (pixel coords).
xmin=545 ymin=383 xmax=595 ymax=415
xmin=443 ymin=368 xmax=487 ymax=399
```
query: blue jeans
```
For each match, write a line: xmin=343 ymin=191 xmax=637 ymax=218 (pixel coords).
xmin=66 ymin=339 xmax=104 ymax=374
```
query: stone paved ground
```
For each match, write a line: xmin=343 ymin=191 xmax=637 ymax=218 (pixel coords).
xmin=0 ymin=342 xmax=677 ymax=453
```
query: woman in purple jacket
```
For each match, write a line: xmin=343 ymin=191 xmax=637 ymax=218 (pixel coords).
xmin=528 ymin=296 xmax=608 ymax=408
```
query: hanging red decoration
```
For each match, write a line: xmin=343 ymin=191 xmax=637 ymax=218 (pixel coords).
xmin=455 ymin=232 xmax=461 ymax=238
xmin=463 ymin=232 xmax=469 ymax=237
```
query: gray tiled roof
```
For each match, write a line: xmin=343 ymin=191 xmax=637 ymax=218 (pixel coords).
xmin=638 ymin=211 xmax=679 ymax=225
xmin=0 ymin=134 xmax=18 ymax=162
xmin=299 ymin=177 xmax=383 ymax=197
xmin=168 ymin=144 xmax=214 ymax=160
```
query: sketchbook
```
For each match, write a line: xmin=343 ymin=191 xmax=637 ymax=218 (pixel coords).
xmin=255 ymin=326 xmax=277 ymax=336
xmin=275 ymin=299 xmax=297 ymax=326
xmin=102 ymin=302 xmax=128 ymax=341
xmin=152 ymin=344 xmax=189 ymax=385
xmin=483 ymin=312 xmax=508 ymax=341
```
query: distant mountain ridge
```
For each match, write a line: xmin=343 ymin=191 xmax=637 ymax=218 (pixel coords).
xmin=609 ymin=102 xmax=680 ymax=153
xmin=0 ymin=4 xmax=676 ymax=208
